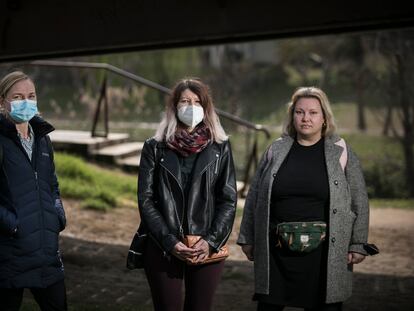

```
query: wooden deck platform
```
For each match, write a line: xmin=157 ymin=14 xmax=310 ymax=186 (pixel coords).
xmin=49 ymin=130 xmax=143 ymax=172
xmin=48 ymin=130 xmax=245 ymax=190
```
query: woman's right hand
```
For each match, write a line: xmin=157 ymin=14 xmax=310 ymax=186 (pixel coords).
xmin=241 ymin=244 xmax=254 ymax=261
xmin=171 ymin=242 xmax=198 ymax=261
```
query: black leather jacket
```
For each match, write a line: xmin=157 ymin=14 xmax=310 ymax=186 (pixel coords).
xmin=138 ymin=138 xmax=237 ymax=253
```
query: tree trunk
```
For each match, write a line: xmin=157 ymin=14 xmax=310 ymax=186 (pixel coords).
xmin=356 ymin=72 xmax=367 ymax=131
xmin=402 ymin=138 xmax=414 ymax=197
xmin=396 ymin=51 xmax=414 ymax=196
xmin=382 ymin=105 xmax=393 ymax=136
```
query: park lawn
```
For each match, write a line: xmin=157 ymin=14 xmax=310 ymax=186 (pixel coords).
xmin=370 ymin=199 xmax=414 ymax=209
xmin=55 ymin=153 xmax=137 ymax=211
xmin=54 ymin=131 xmax=413 ymax=213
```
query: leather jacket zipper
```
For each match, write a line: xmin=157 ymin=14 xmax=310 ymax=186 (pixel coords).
xmin=149 ymin=232 xmax=169 ymax=258
xmin=214 ymin=154 xmax=220 ymax=174
xmin=160 ymin=153 xmax=220 ymax=239
xmin=159 ymin=161 xmax=185 ymax=239
xmin=217 ymin=228 xmax=232 ymax=250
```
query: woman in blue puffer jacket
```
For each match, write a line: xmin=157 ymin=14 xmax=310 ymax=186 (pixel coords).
xmin=0 ymin=71 xmax=67 ymax=311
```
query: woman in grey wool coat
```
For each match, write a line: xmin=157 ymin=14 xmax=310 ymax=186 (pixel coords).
xmin=237 ymin=87 xmax=370 ymax=311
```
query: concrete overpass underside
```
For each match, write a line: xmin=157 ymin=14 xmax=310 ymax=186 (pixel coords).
xmin=1 ymin=0 xmax=414 ymax=62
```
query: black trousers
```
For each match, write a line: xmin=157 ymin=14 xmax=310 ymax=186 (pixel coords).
xmin=143 ymin=239 xmax=225 ymax=311
xmin=0 ymin=279 xmax=67 ymax=311
xmin=257 ymin=301 xmax=343 ymax=311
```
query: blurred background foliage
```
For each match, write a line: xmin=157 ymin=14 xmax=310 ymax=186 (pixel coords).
xmin=1 ymin=28 xmax=414 ymax=200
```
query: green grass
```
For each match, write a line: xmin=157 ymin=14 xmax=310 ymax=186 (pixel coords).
xmin=370 ymin=199 xmax=414 ymax=209
xmin=55 ymin=153 xmax=137 ymax=211
xmin=340 ymin=134 xmax=402 ymax=165
xmin=226 ymin=129 xmax=274 ymax=178
xmin=52 ymin=120 xmax=411 ymax=206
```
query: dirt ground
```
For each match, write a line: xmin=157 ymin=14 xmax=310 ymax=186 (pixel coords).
xmin=24 ymin=199 xmax=414 ymax=311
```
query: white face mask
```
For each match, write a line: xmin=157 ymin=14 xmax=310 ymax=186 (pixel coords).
xmin=177 ymin=105 xmax=204 ymax=128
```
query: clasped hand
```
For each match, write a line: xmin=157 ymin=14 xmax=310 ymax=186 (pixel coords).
xmin=172 ymin=238 xmax=210 ymax=263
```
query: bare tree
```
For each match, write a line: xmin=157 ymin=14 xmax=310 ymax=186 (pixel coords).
xmin=377 ymin=30 xmax=414 ymax=196
xmin=331 ymin=35 xmax=369 ymax=131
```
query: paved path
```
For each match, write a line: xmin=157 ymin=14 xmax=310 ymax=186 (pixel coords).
xmin=22 ymin=206 xmax=414 ymax=310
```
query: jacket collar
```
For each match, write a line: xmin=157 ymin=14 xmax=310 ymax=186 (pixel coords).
xmin=158 ymin=143 xmax=182 ymax=184
xmin=191 ymin=142 xmax=220 ymax=177
xmin=0 ymin=114 xmax=55 ymax=140
xmin=324 ymin=134 xmax=343 ymax=161
xmin=324 ymin=134 xmax=345 ymax=175
xmin=158 ymin=141 xmax=220 ymax=185
xmin=271 ymin=134 xmax=343 ymax=172
xmin=269 ymin=135 xmax=294 ymax=172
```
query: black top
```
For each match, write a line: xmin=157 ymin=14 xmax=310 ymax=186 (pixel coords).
xmin=255 ymin=138 xmax=330 ymax=308
xmin=270 ymin=138 xmax=329 ymax=225
xmin=177 ymin=152 xmax=198 ymax=234
xmin=178 ymin=152 xmax=198 ymax=195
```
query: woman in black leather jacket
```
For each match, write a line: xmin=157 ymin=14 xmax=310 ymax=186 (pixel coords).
xmin=137 ymin=78 xmax=237 ymax=311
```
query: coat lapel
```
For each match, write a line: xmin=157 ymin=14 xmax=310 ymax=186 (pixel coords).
xmin=324 ymin=135 xmax=343 ymax=179
xmin=158 ymin=142 xmax=219 ymax=187
xmin=159 ymin=146 xmax=182 ymax=185
xmin=269 ymin=136 xmax=294 ymax=174
xmin=269 ymin=135 xmax=344 ymax=178
xmin=191 ymin=143 xmax=219 ymax=180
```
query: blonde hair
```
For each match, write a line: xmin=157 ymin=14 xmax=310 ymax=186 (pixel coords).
xmin=0 ymin=71 xmax=33 ymax=114
xmin=155 ymin=78 xmax=228 ymax=143
xmin=283 ymin=86 xmax=337 ymax=137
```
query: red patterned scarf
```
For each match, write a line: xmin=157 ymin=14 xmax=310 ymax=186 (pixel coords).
xmin=167 ymin=123 xmax=211 ymax=157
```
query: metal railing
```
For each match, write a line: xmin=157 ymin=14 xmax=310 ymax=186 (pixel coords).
xmin=28 ymin=60 xmax=271 ymax=195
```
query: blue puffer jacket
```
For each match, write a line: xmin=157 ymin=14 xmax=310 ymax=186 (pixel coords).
xmin=0 ymin=115 xmax=66 ymax=288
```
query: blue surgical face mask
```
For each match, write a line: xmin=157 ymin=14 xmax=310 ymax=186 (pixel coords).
xmin=8 ymin=99 xmax=38 ymax=123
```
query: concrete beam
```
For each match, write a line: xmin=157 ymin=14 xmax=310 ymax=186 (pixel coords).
xmin=1 ymin=0 xmax=413 ymax=62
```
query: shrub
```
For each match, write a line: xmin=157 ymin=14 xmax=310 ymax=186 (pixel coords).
xmin=54 ymin=153 xmax=136 ymax=211
xmin=81 ymin=198 xmax=112 ymax=211
xmin=55 ymin=153 xmax=94 ymax=182
xmin=364 ymin=154 xmax=408 ymax=198
xmin=342 ymin=134 xmax=409 ymax=199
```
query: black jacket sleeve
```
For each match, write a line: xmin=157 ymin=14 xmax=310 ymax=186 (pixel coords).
xmin=205 ymin=140 xmax=237 ymax=251
xmin=137 ymin=139 xmax=179 ymax=252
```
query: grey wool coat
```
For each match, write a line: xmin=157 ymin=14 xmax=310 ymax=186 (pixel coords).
xmin=237 ymin=134 xmax=369 ymax=303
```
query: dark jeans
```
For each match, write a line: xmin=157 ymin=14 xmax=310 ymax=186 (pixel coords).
xmin=144 ymin=239 xmax=225 ymax=311
xmin=257 ymin=302 xmax=343 ymax=311
xmin=0 ymin=279 xmax=67 ymax=311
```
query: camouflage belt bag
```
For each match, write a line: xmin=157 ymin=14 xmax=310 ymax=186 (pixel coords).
xmin=276 ymin=221 xmax=327 ymax=253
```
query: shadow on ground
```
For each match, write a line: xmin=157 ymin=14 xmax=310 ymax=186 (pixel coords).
xmin=21 ymin=236 xmax=414 ymax=311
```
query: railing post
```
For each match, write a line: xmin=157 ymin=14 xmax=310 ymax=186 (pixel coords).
xmin=27 ymin=60 xmax=271 ymax=190
xmin=91 ymin=75 xmax=109 ymax=138
xmin=240 ymin=131 xmax=259 ymax=197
